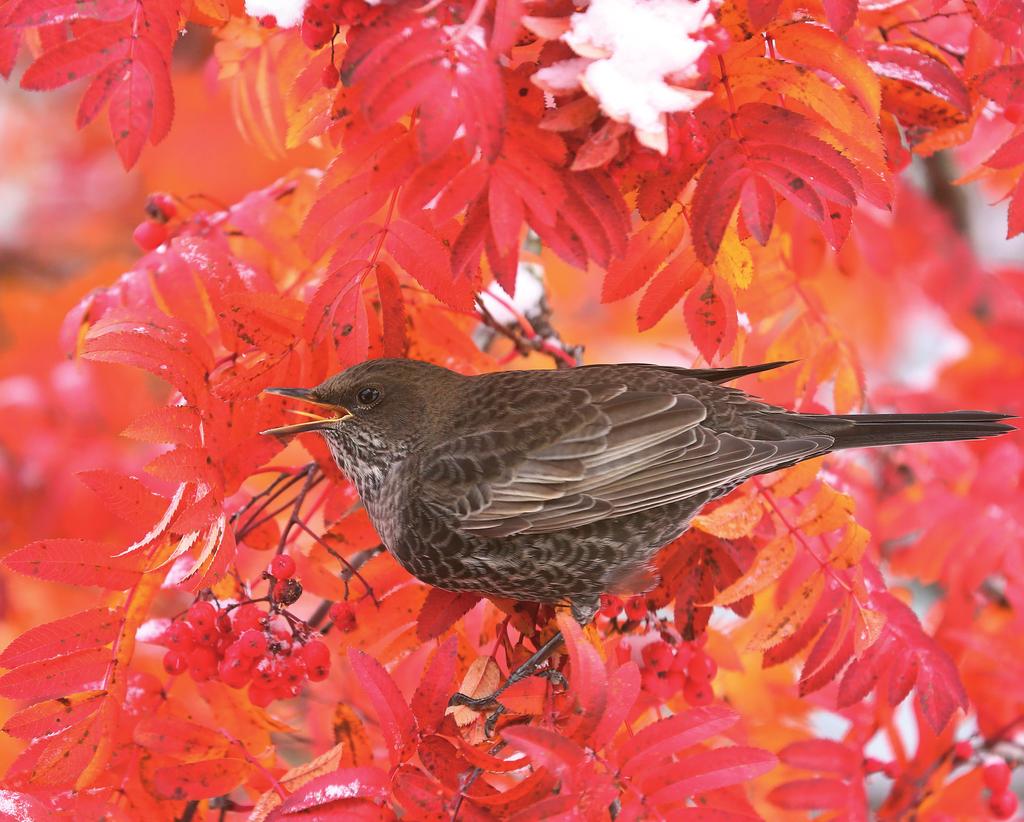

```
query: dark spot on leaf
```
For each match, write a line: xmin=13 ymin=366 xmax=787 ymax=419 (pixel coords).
xmin=341 ymin=324 xmax=353 ymax=336
xmin=790 ymin=178 xmax=804 ymax=190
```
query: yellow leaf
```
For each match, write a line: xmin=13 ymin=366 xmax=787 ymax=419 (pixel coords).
xmin=854 ymin=605 xmax=887 ymax=655
xmin=832 ymin=356 xmax=862 ymax=413
xmin=766 ymin=458 xmax=823 ymax=499
xmin=772 ymin=22 xmax=882 ymax=118
xmin=693 ymin=495 xmax=764 ymax=539
xmin=333 ymin=703 xmax=374 ymax=766
xmin=829 ymin=522 xmax=870 ymax=569
xmin=797 ymin=484 xmax=855 ymax=536
xmin=710 ymin=534 xmax=797 ymax=606
xmin=747 ymin=573 xmax=825 ymax=652
xmin=715 ymin=227 xmax=754 ymax=290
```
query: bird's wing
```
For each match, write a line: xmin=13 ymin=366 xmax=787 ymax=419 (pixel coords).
xmin=419 ymin=383 xmax=833 ymax=538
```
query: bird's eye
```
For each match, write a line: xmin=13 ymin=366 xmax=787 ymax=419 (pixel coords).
xmin=357 ymin=386 xmax=381 ymax=406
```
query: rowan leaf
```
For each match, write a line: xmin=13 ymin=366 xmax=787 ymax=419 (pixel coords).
xmin=2 ymin=691 xmax=106 ymax=740
xmin=747 ymin=573 xmax=826 ymax=652
xmin=275 ymin=766 xmax=389 ymax=814
xmin=4 ymin=539 xmax=145 ymax=589
xmin=621 ymin=706 xmax=739 ymax=778
xmin=153 ymin=758 xmax=253 ymax=801
xmin=693 ymin=496 xmax=763 ymax=539
xmin=133 ymin=716 xmax=228 ymax=760
xmin=0 ymin=608 xmax=121 ymax=668
xmin=710 ymin=535 xmax=796 ymax=606
xmin=683 ymin=272 xmax=737 ymax=362
xmin=409 ymin=636 xmax=458 ymax=733
xmin=557 ymin=612 xmax=608 ymax=743
xmin=386 ymin=218 xmax=472 ymax=311
xmin=416 ymin=589 xmax=480 ymax=641
xmin=642 ymin=746 xmax=778 ymax=804
xmin=0 ymin=647 xmax=110 ymax=701
xmin=347 ymin=649 xmax=417 ymax=765
xmin=636 ymin=248 xmax=703 ymax=331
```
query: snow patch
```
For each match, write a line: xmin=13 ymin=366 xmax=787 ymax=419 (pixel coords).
xmin=245 ymin=0 xmax=306 ymax=27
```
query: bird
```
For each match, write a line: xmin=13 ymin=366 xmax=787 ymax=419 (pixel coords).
xmin=261 ymin=358 xmax=1014 ymax=625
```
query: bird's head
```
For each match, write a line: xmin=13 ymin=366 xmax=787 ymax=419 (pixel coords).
xmin=261 ymin=358 xmax=461 ymax=452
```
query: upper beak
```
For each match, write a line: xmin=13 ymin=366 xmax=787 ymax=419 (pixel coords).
xmin=260 ymin=387 xmax=351 ymax=438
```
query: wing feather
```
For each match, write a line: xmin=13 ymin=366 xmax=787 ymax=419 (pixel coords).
xmin=420 ymin=383 xmax=833 ymax=537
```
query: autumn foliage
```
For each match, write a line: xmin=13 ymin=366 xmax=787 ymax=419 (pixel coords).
xmin=0 ymin=0 xmax=1023 ymax=816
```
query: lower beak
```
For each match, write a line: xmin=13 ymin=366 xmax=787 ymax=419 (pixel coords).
xmin=260 ymin=387 xmax=351 ymax=438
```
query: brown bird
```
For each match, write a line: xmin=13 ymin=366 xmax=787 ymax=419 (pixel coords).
xmin=262 ymin=358 xmax=1013 ymax=624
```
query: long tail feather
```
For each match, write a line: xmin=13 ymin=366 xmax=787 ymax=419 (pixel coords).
xmin=816 ymin=411 xmax=1015 ymax=450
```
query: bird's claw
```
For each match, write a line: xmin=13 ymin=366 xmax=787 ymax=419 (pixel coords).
xmin=448 ymin=690 xmax=500 ymax=710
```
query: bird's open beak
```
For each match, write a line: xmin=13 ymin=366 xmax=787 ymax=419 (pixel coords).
xmin=260 ymin=387 xmax=352 ymax=438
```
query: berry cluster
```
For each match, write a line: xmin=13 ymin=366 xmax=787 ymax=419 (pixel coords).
xmin=160 ymin=555 xmax=331 ymax=707
xmin=300 ymin=0 xmax=369 ymax=52
xmin=133 ymin=192 xmax=177 ymax=251
xmin=599 ymin=593 xmax=648 ymax=625
xmin=638 ymin=637 xmax=717 ymax=706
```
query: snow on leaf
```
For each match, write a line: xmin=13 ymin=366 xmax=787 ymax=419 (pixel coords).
xmin=534 ymin=0 xmax=716 ymax=153
xmin=4 ymin=539 xmax=145 ymax=589
xmin=275 ymin=766 xmax=389 ymax=814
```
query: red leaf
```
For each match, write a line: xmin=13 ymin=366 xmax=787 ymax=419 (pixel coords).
xmin=275 ymin=766 xmax=388 ymax=813
xmin=621 ymin=705 xmax=739 ymax=778
xmin=863 ymin=43 xmax=970 ymax=126
xmin=636 ymin=250 xmax=703 ymax=332
xmin=768 ymin=777 xmax=852 ymax=810
xmin=416 ymin=589 xmax=481 ymax=642
xmin=602 ymin=204 xmax=687 ymax=302
xmin=134 ymin=716 xmax=228 ymax=758
xmin=588 ymin=662 xmax=641 ymax=750
xmin=488 ymin=167 xmax=525 ymax=260
xmin=4 ymin=539 xmax=145 ymax=589
xmin=19 ymin=21 xmax=127 ymax=90
xmin=386 ymin=218 xmax=472 ymax=311
xmin=374 ymin=262 xmax=407 ymax=358
xmin=6 ymin=0 xmax=134 ymax=26
xmin=740 ymin=175 xmax=776 ymax=246
xmin=747 ymin=0 xmax=782 ymax=29
xmin=500 ymin=725 xmax=587 ymax=783
xmin=490 ymin=0 xmax=524 ymax=53
xmin=304 ymin=260 xmax=368 ymax=347
xmin=777 ymin=739 xmax=860 ymax=774
xmin=410 ymin=636 xmax=458 ymax=733
xmin=822 ymin=0 xmax=857 ymax=33
xmin=120 ymin=406 xmax=201 ymax=445
xmin=77 ymin=470 xmax=168 ymax=526
xmin=153 ymin=758 xmax=253 ymax=800
xmin=643 ymin=746 xmax=777 ymax=804
xmin=0 ymin=608 xmax=120 ymax=668
xmin=978 ymin=64 xmax=1024 ymax=107
xmin=986 ymin=132 xmax=1024 ymax=169
xmin=1008 ymin=175 xmax=1024 ymax=239
xmin=691 ymin=141 xmax=749 ymax=264
xmin=556 ymin=612 xmax=608 ymax=744
xmin=347 ymin=649 xmax=417 ymax=766
xmin=0 ymin=647 xmax=109 ymax=701
xmin=2 ymin=691 xmax=105 ymax=740
xmin=683 ymin=272 xmax=737 ymax=363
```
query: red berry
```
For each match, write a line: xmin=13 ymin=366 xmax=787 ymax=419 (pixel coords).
xmin=249 ymin=683 xmax=275 ymax=708
xmin=671 ymin=643 xmax=694 ymax=671
xmin=300 ymin=639 xmax=330 ymax=679
xmin=642 ymin=641 xmax=674 ymax=673
xmin=990 ymin=790 xmax=1019 ymax=820
xmin=598 ymin=594 xmax=622 ymax=618
xmin=273 ymin=578 xmax=302 ymax=605
xmin=188 ymin=647 xmax=218 ymax=681
xmin=219 ymin=653 xmax=253 ymax=689
xmin=687 ymin=652 xmax=718 ymax=682
xmin=322 ymin=63 xmax=340 ymax=89
xmin=624 ymin=597 xmax=647 ymax=622
xmin=132 ymin=220 xmax=167 ymax=251
xmin=216 ymin=611 xmax=233 ymax=634
xmin=683 ymin=678 xmax=713 ymax=706
xmin=984 ymin=761 xmax=1013 ymax=794
xmin=953 ymin=740 xmax=974 ymax=761
xmin=163 ymin=650 xmax=187 ymax=675
xmin=270 ymin=554 xmax=296 ymax=580
xmin=329 ymin=602 xmax=357 ymax=632
xmin=188 ymin=601 xmax=217 ymax=629
xmin=279 ymin=654 xmax=307 ymax=688
xmin=238 ymin=629 xmax=268 ymax=658
xmin=258 ymin=13 xmax=277 ymax=27
xmin=146 ymin=192 xmax=177 ymax=221
xmin=165 ymin=621 xmax=195 ymax=652
xmin=300 ymin=6 xmax=333 ymax=50
xmin=233 ymin=604 xmax=264 ymax=632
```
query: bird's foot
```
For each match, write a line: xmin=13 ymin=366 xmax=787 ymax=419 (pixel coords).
xmin=447 ymin=630 xmax=566 ymax=736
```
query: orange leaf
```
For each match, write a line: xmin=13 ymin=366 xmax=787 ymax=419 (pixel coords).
xmin=747 ymin=573 xmax=826 ymax=652
xmin=797 ymin=484 xmax=855 ymax=536
xmin=710 ymin=534 xmax=797 ymax=606
xmin=693 ymin=495 xmax=764 ymax=539
xmin=446 ymin=656 xmax=501 ymax=727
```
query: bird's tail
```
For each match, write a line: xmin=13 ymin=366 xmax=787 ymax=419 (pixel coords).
xmin=810 ymin=411 xmax=1015 ymax=451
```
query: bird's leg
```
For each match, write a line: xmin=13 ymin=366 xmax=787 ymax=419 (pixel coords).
xmin=448 ymin=630 xmax=566 ymax=712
